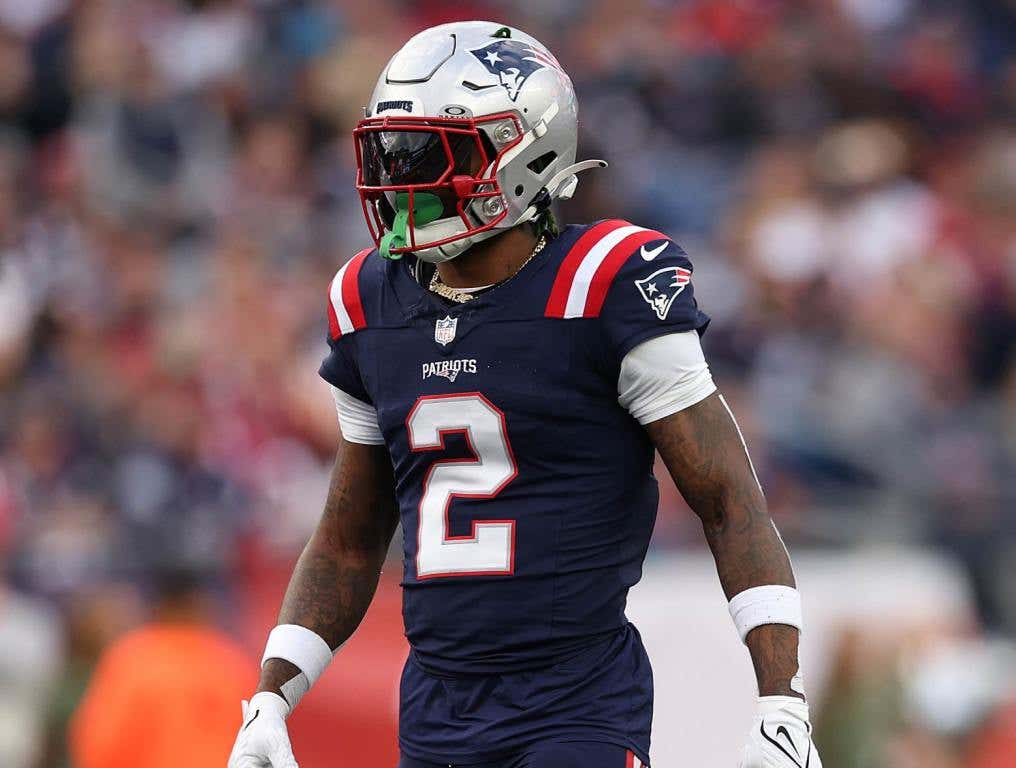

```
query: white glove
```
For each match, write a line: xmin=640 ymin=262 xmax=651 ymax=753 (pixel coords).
xmin=741 ymin=696 xmax=822 ymax=768
xmin=228 ymin=692 xmax=299 ymax=768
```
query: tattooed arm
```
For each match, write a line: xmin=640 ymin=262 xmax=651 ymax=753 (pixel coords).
xmin=645 ymin=392 xmax=801 ymax=700
xmin=256 ymin=437 xmax=399 ymax=699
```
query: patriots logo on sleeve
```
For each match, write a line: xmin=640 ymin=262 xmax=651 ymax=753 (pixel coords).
xmin=470 ymin=40 xmax=560 ymax=101
xmin=635 ymin=266 xmax=691 ymax=320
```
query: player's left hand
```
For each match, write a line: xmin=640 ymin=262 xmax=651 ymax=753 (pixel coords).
xmin=741 ymin=696 xmax=822 ymax=768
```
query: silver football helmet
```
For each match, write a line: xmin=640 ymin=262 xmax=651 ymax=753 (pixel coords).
xmin=354 ymin=21 xmax=605 ymax=263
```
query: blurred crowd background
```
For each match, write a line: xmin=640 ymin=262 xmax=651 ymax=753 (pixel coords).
xmin=0 ymin=0 xmax=1014 ymax=766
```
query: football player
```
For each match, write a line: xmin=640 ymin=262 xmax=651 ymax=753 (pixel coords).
xmin=229 ymin=21 xmax=822 ymax=768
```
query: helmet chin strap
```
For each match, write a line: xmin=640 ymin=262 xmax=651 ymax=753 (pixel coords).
xmin=412 ymin=221 xmax=500 ymax=264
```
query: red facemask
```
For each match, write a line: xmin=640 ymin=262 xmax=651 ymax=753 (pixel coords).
xmin=353 ymin=112 xmax=524 ymax=257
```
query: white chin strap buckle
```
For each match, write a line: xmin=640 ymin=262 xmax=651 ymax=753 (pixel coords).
xmin=547 ymin=159 xmax=607 ymax=200
xmin=556 ymin=175 xmax=579 ymax=201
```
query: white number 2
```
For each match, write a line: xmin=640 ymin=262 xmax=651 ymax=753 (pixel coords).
xmin=406 ymin=393 xmax=518 ymax=579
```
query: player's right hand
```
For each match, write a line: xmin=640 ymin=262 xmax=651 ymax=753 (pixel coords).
xmin=228 ymin=691 xmax=298 ymax=768
xmin=740 ymin=696 xmax=822 ymax=768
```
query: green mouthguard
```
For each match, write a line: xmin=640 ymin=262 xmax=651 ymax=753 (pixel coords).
xmin=380 ymin=192 xmax=444 ymax=260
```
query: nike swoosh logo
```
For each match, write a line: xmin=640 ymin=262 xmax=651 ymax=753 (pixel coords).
xmin=777 ymin=726 xmax=800 ymax=757
xmin=242 ymin=709 xmax=260 ymax=731
xmin=641 ymin=242 xmax=669 ymax=261
xmin=761 ymin=722 xmax=810 ymax=768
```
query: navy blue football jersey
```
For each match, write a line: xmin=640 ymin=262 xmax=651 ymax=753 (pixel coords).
xmin=321 ymin=220 xmax=708 ymax=762
xmin=321 ymin=220 xmax=708 ymax=675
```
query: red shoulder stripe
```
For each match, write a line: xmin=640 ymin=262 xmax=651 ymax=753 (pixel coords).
xmin=582 ymin=228 xmax=667 ymax=317
xmin=328 ymin=248 xmax=372 ymax=340
xmin=544 ymin=220 xmax=630 ymax=317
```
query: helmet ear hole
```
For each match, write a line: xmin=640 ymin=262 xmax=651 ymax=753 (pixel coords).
xmin=527 ymin=151 xmax=557 ymax=175
xmin=514 ymin=184 xmax=524 ymax=196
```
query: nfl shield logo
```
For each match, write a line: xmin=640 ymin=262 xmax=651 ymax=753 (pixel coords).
xmin=434 ymin=315 xmax=458 ymax=346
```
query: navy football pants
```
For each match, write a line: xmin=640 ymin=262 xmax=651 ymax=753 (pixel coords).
xmin=399 ymin=741 xmax=647 ymax=767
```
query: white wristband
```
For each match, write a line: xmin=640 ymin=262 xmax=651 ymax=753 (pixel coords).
xmin=261 ymin=624 xmax=334 ymax=688
xmin=729 ymin=585 xmax=802 ymax=643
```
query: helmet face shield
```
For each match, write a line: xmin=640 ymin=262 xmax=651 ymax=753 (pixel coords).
xmin=354 ymin=113 xmax=523 ymax=257
xmin=361 ymin=129 xmax=475 ymax=188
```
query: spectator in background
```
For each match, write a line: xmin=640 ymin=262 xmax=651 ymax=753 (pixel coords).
xmin=888 ymin=637 xmax=1016 ymax=768
xmin=0 ymin=574 xmax=62 ymax=768
xmin=967 ymin=697 xmax=1016 ymax=768
xmin=68 ymin=567 xmax=255 ymax=768
xmin=37 ymin=582 xmax=140 ymax=768
xmin=812 ymin=626 xmax=905 ymax=767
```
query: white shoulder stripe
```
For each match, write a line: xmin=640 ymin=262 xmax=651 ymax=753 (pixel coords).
xmin=563 ymin=224 xmax=647 ymax=318
xmin=329 ymin=259 xmax=356 ymax=336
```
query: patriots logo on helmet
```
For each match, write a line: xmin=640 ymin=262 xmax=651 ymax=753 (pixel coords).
xmin=635 ymin=266 xmax=691 ymax=320
xmin=470 ymin=40 xmax=560 ymax=102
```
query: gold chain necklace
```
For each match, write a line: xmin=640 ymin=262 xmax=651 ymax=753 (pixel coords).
xmin=429 ymin=235 xmax=546 ymax=304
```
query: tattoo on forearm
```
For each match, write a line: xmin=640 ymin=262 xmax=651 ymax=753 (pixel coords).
xmin=745 ymin=624 xmax=802 ymax=699
xmin=647 ymin=392 xmax=802 ymax=699
xmin=258 ymin=441 xmax=398 ymax=698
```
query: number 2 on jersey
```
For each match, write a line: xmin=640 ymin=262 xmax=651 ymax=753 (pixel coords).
xmin=406 ymin=393 xmax=518 ymax=579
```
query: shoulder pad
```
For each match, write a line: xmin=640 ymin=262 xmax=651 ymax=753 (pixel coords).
xmin=327 ymin=248 xmax=372 ymax=340
xmin=544 ymin=220 xmax=669 ymax=318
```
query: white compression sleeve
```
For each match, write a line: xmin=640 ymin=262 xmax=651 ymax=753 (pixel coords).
xmin=617 ymin=331 xmax=717 ymax=424
xmin=330 ymin=385 xmax=384 ymax=445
